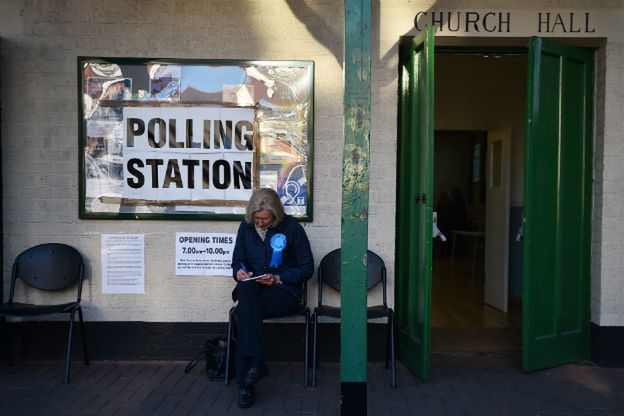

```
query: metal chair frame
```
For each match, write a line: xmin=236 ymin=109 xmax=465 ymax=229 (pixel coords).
xmin=311 ymin=248 xmax=396 ymax=387
xmin=224 ymin=280 xmax=310 ymax=387
xmin=0 ymin=243 xmax=89 ymax=384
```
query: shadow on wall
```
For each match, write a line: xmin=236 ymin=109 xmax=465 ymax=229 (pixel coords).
xmin=285 ymin=0 xmax=344 ymax=66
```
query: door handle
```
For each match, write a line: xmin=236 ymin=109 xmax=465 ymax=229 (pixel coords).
xmin=516 ymin=212 xmax=525 ymax=242
xmin=415 ymin=193 xmax=426 ymax=203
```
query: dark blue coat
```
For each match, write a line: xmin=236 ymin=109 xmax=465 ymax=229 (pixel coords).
xmin=231 ymin=215 xmax=314 ymax=299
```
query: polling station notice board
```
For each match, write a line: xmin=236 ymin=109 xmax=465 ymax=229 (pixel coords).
xmin=78 ymin=58 xmax=314 ymax=220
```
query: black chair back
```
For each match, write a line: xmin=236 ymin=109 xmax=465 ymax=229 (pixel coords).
xmin=9 ymin=243 xmax=84 ymax=301
xmin=317 ymin=248 xmax=387 ymax=307
xmin=312 ymin=248 xmax=395 ymax=387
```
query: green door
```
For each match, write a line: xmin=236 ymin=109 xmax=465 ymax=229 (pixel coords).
xmin=523 ymin=37 xmax=594 ymax=371
xmin=395 ymin=26 xmax=434 ymax=380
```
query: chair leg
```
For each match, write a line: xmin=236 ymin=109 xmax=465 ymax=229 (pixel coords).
xmin=385 ymin=317 xmax=391 ymax=369
xmin=303 ymin=310 xmax=309 ymax=387
xmin=0 ymin=316 xmax=14 ymax=366
xmin=390 ymin=312 xmax=397 ymax=388
xmin=64 ymin=310 xmax=76 ymax=384
xmin=77 ymin=307 xmax=89 ymax=365
xmin=224 ymin=309 xmax=235 ymax=387
xmin=311 ymin=312 xmax=318 ymax=387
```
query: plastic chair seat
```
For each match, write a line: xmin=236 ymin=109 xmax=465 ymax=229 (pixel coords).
xmin=313 ymin=304 xmax=395 ymax=320
xmin=313 ymin=304 xmax=340 ymax=318
xmin=365 ymin=305 xmax=393 ymax=319
xmin=0 ymin=302 xmax=80 ymax=316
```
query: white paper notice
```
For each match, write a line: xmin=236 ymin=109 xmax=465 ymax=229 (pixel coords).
xmin=101 ymin=234 xmax=145 ymax=294
xmin=176 ymin=232 xmax=236 ymax=276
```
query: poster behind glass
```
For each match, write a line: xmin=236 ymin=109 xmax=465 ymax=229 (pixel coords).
xmin=80 ymin=59 xmax=313 ymax=220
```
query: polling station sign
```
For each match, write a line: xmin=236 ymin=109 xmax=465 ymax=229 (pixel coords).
xmin=122 ymin=107 xmax=255 ymax=202
xmin=80 ymin=59 xmax=314 ymax=220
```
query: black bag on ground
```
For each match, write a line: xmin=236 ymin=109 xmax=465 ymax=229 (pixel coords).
xmin=184 ymin=338 xmax=231 ymax=381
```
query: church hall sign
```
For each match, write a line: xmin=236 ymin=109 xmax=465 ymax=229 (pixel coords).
xmin=408 ymin=9 xmax=622 ymax=39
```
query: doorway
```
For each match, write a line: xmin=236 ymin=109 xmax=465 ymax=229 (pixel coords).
xmin=431 ymin=53 xmax=527 ymax=353
xmin=396 ymin=32 xmax=595 ymax=379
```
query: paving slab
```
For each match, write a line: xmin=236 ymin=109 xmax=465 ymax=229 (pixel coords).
xmin=0 ymin=354 xmax=623 ymax=415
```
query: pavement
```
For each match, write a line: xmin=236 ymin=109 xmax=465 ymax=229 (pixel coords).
xmin=1 ymin=353 xmax=624 ymax=415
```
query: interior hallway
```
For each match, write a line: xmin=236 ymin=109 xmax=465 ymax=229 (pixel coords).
xmin=431 ymin=250 xmax=521 ymax=353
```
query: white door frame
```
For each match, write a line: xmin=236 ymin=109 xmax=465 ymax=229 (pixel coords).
xmin=484 ymin=129 xmax=511 ymax=312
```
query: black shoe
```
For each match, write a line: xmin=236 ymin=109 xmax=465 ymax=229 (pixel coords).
xmin=244 ymin=366 xmax=268 ymax=385
xmin=238 ymin=385 xmax=255 ymax=409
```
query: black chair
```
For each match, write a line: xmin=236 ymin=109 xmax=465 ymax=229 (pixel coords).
xmin=0 ymin=243 xmax=89 ymax=384
xmin=224 ymin=280 xmax=310 ymax=387
xmin=312 ymin=249 xmax=396 ymax=387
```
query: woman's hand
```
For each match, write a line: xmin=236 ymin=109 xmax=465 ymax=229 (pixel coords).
xmin=236 ymin=268 xmax=253 ymax=281
xmin=256 ymin=274 xmax=282 ymax=286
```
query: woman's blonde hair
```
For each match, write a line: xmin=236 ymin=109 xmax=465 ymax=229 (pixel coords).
xmin=245 ymin=188 xmax=285 ymax=226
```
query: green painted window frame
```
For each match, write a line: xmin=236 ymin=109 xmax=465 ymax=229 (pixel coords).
xmin=78 ymin=57 xmax=314 ymax=221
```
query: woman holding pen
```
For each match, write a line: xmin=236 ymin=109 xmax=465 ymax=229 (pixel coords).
xmin=230 ymin=188 xmax=314 ymax=409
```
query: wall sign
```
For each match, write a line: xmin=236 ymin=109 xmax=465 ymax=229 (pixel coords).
xmin=385 ymin=8 xmax=623 ymax=39
xmin=175 ymin=232 xmax=236 ymax=276
xmin=79 ymin=58 xmax=314 ymax=220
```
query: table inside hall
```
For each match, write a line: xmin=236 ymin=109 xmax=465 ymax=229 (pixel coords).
xmin=450 ymin=230 xmax=485 ymax=279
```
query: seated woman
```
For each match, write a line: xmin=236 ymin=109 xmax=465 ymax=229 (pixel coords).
xmin=231 ymin=188 xmax=314 ymax=409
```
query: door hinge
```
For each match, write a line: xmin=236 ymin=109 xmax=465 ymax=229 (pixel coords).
xmin=415 ymin=193 xmax=427 ymax=203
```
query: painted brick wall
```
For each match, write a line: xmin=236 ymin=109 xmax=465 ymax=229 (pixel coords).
xmin=595 ymin=39 xmax=624 ymax=326
xmin=0 ymin=0 xmax=399 ymax=322
xmin=377 ymin=0 xmax=624 ymax=327
xmin=1 ymin=0 xmax=623 ymax=328
xmin=0 ymin=0 xmax=365 ymax=322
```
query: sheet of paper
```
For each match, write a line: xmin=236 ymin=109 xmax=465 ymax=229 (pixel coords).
xmin=101 ymin=234 xmax=145 ymax=294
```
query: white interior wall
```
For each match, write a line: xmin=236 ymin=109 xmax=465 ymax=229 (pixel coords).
xmin=435 ymin=54 xmax=527 ymax=207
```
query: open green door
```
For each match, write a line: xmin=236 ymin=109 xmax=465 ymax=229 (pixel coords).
xmin=523 ymin=37 xmax=593 ymax=371
xmin=395 ymin=26 xmax=434 ymax=380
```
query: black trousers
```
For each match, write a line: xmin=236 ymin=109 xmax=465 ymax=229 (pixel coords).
xmin=235 ymin=282 xmax=299 ymax=385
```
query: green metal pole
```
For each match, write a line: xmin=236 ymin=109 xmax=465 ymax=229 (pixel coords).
xmin=341 ymin=0 xmax=370 ymax=414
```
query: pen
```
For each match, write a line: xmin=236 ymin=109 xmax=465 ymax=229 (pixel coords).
xmin=240 ymin=262 xmax=248 ymax=272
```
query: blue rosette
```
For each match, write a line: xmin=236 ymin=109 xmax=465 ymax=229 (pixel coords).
xmin=269 ymin=233 xmax=287 ymax=269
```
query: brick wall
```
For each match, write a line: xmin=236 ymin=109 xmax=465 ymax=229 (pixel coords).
xmin=0 ymin=0 xmax=623 ymax=328
xmin=594 ymin=40 xmax=624 ymax=326
xmin=0 ymin=34 xmax=3 ymax=302
xmin=0 ymin=0 xmax=394 ymax=322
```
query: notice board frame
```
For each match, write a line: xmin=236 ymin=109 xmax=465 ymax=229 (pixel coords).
xmin=78 ymin=57 xmax=314 ymax=221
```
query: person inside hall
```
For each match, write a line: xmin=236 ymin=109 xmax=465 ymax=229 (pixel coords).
xmin=230 ymin=187 xmax=314 ymax=409
xmin=449 ymin=188 xmax=468 ymax=232
xmin=449 ymin=187 xmax=468 ymax=255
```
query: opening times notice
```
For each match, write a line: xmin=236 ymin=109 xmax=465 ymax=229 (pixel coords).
xmin=101 ymin=234 xmax=145 ymax=294
xmin=176 ymin=232 xmax=236 ymax=276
